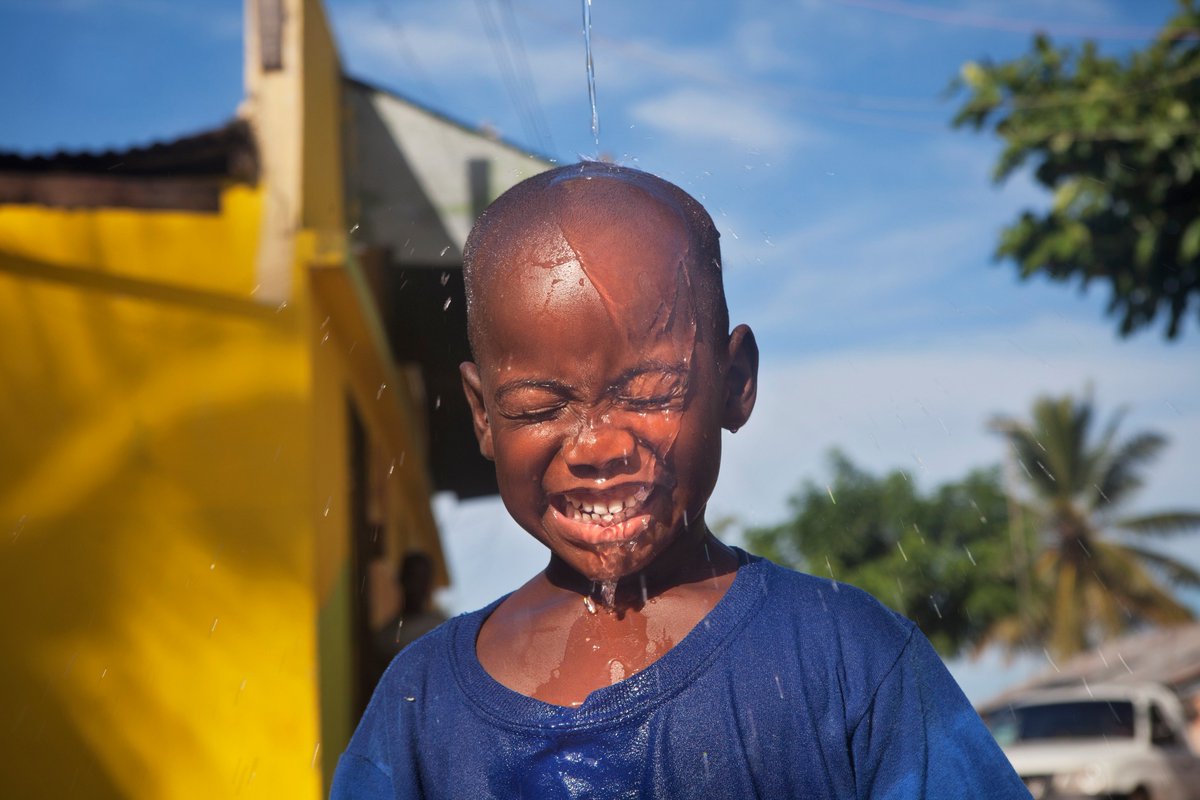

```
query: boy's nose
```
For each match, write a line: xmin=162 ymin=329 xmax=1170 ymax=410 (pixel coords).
xmin=562 ymin=423 xmax=638 ymax=479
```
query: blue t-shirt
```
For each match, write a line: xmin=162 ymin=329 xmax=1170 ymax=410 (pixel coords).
xmin=332 ymin=553 xmax=1030 ymax=799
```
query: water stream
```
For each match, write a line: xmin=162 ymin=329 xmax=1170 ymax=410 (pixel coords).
xmin=582 ymin=0 xmax=599 ymax=147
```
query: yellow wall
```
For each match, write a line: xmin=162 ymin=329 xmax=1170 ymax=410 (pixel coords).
xmin=0 ymin=2 xmax=447 ymax=796
xmin=0 ymin=187 xmax=324 ymax=799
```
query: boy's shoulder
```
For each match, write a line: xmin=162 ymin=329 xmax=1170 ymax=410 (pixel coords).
xmin=749 ymin=554 xmax=915 ymax=638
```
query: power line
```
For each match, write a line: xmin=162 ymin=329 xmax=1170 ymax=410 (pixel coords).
xmin=474 ymin=0 xmax=554 ymax=155
xmin=497 ymin=0 xmax=556 ymax=154
xmin=370 ymin=0 xmax=443 ymax=106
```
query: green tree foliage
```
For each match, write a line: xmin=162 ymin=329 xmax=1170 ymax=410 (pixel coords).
xmin=989 ymin=390 xmax=1200 ymax=658
xmin=953 ymin=1 xmax=1200 ymax=338
xmin=745 ymin=451 xmax=1023 ymax=658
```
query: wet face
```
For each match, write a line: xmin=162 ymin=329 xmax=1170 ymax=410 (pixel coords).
xmin=461 ymin=175 xmax=756 ymax=584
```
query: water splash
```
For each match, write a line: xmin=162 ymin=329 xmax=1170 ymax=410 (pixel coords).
xmin=582 ymin=0 xmax=598 ymax=147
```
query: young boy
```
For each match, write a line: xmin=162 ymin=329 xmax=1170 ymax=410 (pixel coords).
xmin=331 ymin=163 xmax=1030 ymax=798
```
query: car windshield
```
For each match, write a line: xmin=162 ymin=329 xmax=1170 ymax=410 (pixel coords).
xmin=986 ymin=700 xmax=1136 ymax=745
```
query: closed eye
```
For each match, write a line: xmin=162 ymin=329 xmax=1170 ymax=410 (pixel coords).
xmin=500 ymin=403 xmax=567 ymax=423
xmin=614 ymin=369 xmax=688 ymax=410
xmin=494 ymin=380 xmax=574 ymax=423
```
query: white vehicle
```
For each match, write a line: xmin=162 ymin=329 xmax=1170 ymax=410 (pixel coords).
xmin=984 ymin=682 xmax=1200 ymax=800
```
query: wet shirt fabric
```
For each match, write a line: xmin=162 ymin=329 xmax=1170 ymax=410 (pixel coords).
xmin=331 ymin=553 xmax=1030 ymax=799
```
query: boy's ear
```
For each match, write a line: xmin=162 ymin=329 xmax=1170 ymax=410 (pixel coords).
xmin=459 ymin=361 xmax=495 ymax=461
xmin=722 ymin=324 xmax=758 ymax=432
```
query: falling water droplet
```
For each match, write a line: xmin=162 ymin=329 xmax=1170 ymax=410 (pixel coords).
xmin=376 ymin=383 xmax=387 ymax=400
xmin=440 ymin=271 xmax=450 ymax=286
xmin=443 ymin=297 xmax=453 ymax=311
xmin=600 ymin=580 xmax=617 ymax=608
xmin=439 ymin=246 xmax=451 ymax=257
xmin=583 ymin=595 xmax=597 ymax=614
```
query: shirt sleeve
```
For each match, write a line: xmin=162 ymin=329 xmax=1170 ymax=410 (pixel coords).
xmin=330 ymin=752 xmax=394 ymax=800
xmin=328 ymin=663 xmax=415 ymax=800
xmin=848 ymin=625 xmax=1032 ymax=800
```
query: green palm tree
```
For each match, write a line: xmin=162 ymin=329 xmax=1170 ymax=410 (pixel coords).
xmin=988 ymin=390 xmax=1200 ymax=659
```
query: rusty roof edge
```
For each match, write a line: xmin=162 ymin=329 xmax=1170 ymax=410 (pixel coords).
xmin=0 ymin=119 xmax=258 ymax=182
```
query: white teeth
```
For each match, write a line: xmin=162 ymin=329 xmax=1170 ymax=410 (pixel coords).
xmin=560 ymin=486 xmax=652 ymax=526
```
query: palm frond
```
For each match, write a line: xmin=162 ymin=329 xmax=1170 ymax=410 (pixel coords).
xmin=1090 ymin=540 xmax=1195 ymax=623
xmin=1116 ymin=511 xmax=1200 ymax=537
xmin=990 ymin=416 xmax=1062 ymax=499
xmin=1117 ymin=543 xmax=1200 ymax=587
xmin=1095 ymin=432 xmax=1167 ymax=507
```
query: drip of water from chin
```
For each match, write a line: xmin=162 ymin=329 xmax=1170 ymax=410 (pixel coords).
xmin=582 ymin=0 xmax=599 ymax=149
xmin=600 ymin=579 xmax=617 ymax=608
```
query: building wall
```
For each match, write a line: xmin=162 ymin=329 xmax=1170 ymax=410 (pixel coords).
xmin=0 ymin=186 xmax=326 ymax=798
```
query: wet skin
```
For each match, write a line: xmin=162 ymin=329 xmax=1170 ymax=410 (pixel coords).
xmin=461 ymin=170 xmax=758 ymax=707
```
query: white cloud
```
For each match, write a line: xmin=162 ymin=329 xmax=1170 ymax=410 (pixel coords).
xmin=629 ymin=88 xmax=817 ymax=154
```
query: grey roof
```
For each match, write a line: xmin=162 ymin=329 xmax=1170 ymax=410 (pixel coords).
xmin=980 ymin=622 xmax=1200 ymax=711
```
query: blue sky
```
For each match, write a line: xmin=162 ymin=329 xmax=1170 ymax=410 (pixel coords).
xmin=4 ymin=0 xmax=1198 ymax=701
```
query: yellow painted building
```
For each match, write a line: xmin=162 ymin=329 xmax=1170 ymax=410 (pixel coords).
xmin=0 ymin=1 xmax=549 ymax=797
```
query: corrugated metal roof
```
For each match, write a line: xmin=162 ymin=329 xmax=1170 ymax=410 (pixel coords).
xmin=0 ymin=120 xmax=257 ymax=211
xmin=0 ymin=120 xmax=257 ymax=181
xmin=981 ymin=622 xmax=1200 ymax=711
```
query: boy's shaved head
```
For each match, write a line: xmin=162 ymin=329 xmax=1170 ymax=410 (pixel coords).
xmin=463 ymin=162 xmax=728 ymax=359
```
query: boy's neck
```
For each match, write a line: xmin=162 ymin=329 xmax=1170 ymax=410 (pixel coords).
xmin=542 ymin=526 xmax=739 ymax=617
xmin=476 ymin=526 xmax=741 ymax=707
